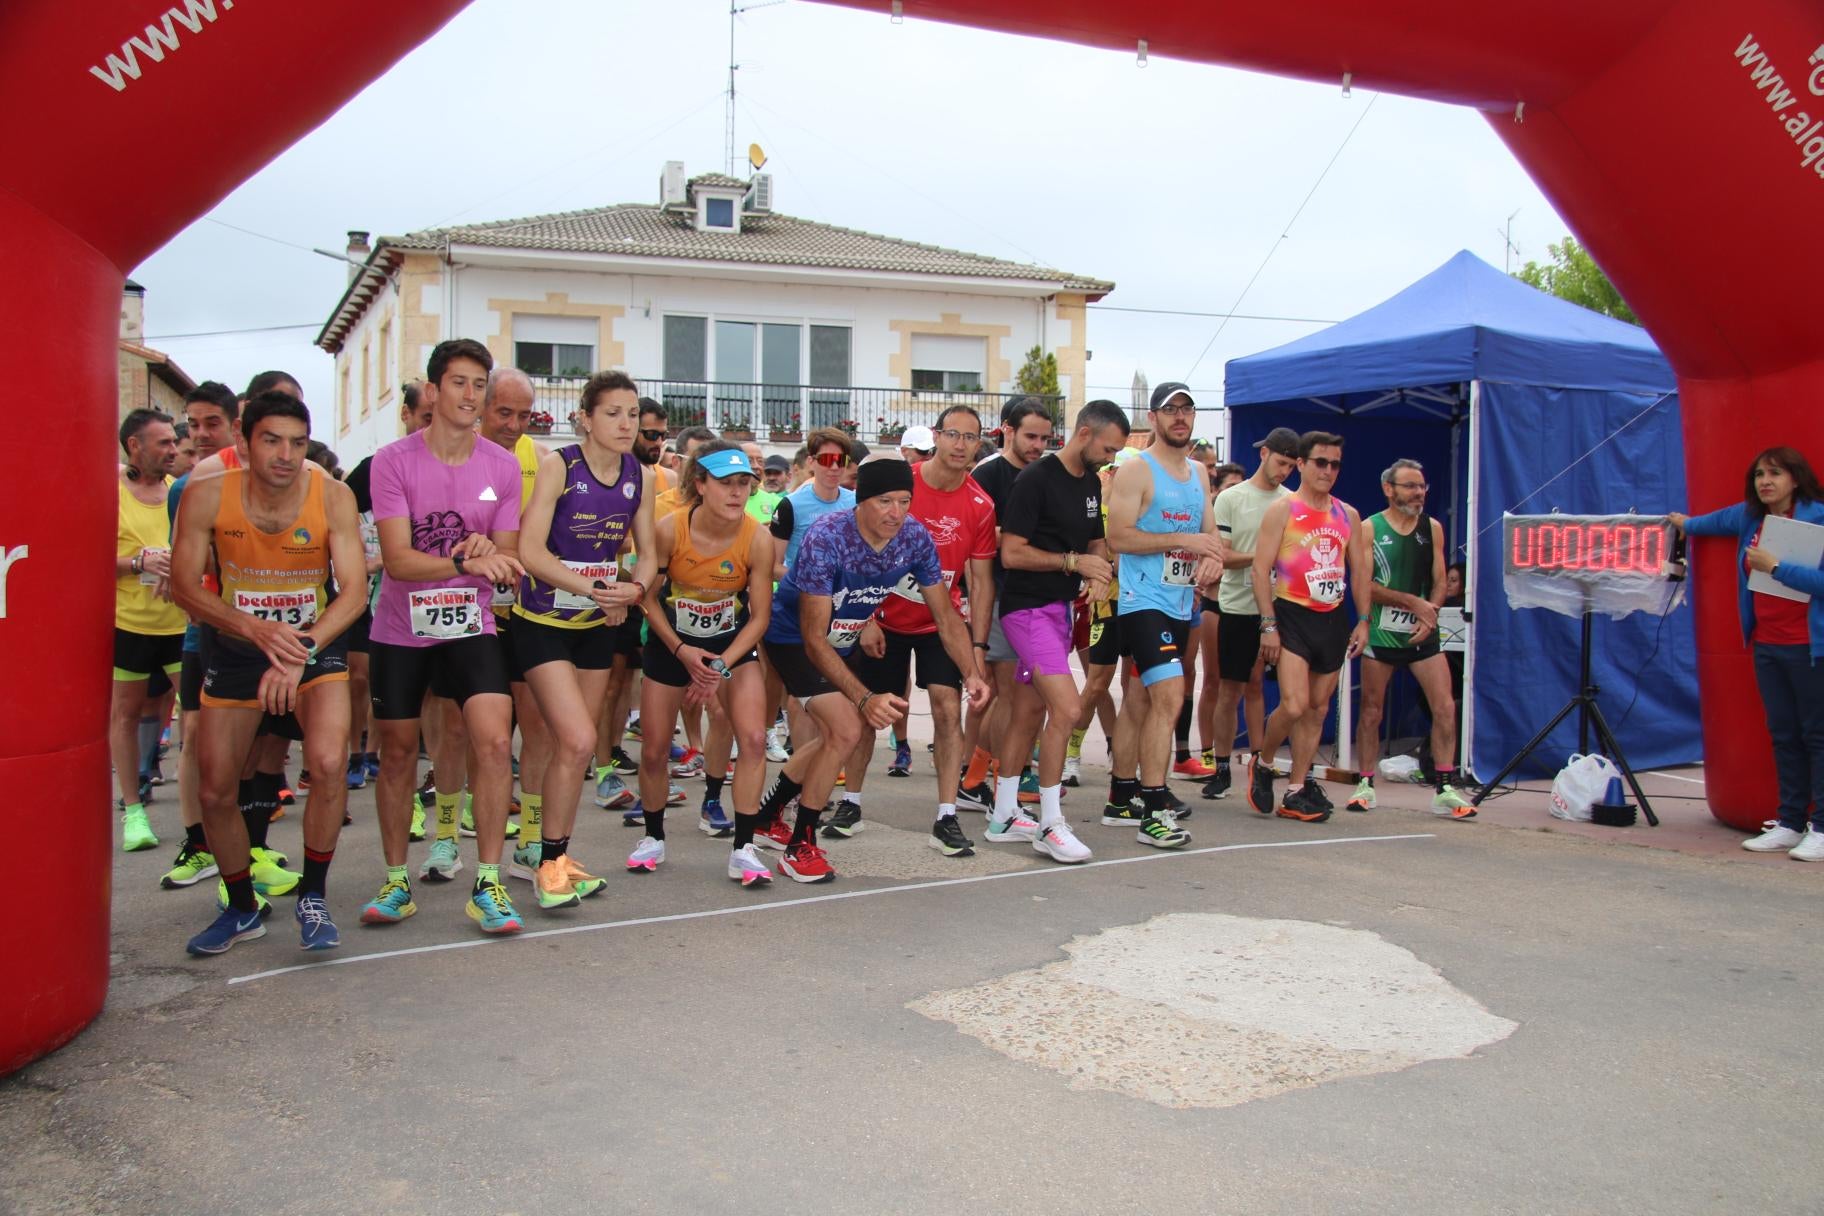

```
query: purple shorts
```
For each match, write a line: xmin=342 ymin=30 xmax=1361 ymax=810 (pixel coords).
xmin=1001 ymin=602 xmax=1075 ymax=685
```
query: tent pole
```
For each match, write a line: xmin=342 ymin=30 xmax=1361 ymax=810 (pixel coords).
xmin=1463 ymin=379 xmax=1481 ymax=779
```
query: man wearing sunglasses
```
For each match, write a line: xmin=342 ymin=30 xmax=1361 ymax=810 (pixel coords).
xmin=768 ymin=428 xmax=858 ymax=580
xmin=1347 ymin=459 xmax=1473 ymax=818
xmin=1246 ymin=431 xmax=1372 ymax=823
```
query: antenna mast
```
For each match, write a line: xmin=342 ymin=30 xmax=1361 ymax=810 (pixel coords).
xmin=727 ymin=0 xmax=786 ymax=178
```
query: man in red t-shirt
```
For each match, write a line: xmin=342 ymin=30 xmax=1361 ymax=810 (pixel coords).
xmin=837 ymin=406 xmax=999 ymax=856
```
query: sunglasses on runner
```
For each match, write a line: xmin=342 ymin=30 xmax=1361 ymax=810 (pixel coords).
xmin=639 ymin=428 xmax=667 ymax=442
xmin=811 ymin=451 xmax=853 ymax=469
xmin=1306 ymin=456 xmax=1342 ymax=471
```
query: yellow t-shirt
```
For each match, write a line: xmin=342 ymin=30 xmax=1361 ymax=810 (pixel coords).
xmin=513 ymin=434 xmax=540 ymax=511
xmin=116 ymin=479 xmax=185 ymax=635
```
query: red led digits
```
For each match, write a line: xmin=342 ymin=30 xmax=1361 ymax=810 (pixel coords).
xmin=1504 ymin=516 xmax=1673 ymax=579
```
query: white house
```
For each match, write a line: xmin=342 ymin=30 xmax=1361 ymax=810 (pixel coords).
xmin=317 ymin=162 xmax=1114 ymax=463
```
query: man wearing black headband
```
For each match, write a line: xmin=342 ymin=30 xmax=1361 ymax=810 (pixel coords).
xmin=756 ymin=459 xmax=990 ymax=883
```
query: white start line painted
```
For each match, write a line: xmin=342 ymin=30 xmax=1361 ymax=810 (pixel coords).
xmin=227 ymin=832 xmax=1435 ymax=987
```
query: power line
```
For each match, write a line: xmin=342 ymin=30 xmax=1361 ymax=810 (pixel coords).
xmin=147 ymin=323 xmax=320 ymax=341
xmin=1184 ymin=93 xmax=1380 ymax=380
xmin=1089 ymin=304 xmax=1338 ymax=324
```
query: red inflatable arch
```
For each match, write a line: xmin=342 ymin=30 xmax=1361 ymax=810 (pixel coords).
xmin=3 ymin=0 xmax=1817 ymax=1072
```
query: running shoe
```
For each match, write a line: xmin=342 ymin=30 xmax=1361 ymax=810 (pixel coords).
xmin=1033 ymin=821 xmax=1092 ymax=864
xmin=1201 ymin=748 xmax=1217 ymax=772
xmin=562 ymin=855 xmax=606 ymax=898
xmin=888 ymin=743 xmax=912 ymax=778
xmin=1791 ymin=827 xmax=1824 ymax=861
xmin=822 ymin=802 xmax=863 ymax=838
xmin=416 ymin=770 xmax=437 ymax=800
xmin=509 ymin=840 xmax=542 ymax=882
xmin=956 ymin=781 xmax=993 ymax=813
xmin=595 ymin=771 xmax=632 ymax=809
xmin=533 ymin=859 xmax=579 ymax=909
xmin=1164 ymin=787 xmax=1192 ymax=820
xmin=627 ymin=836 xmax=666 ymax=872
xmin=248 ymin=847 xmax=301 ymax=897
xmin=622 ymin=800 xmax=647 ymax=829
xmin=1347 ymin=778 xmax=1377 ymax=812
xmin=781 ymin=841 xmax=836 ymax=884
xmin=468 ymin=880 xmax=525 ymax=932
xmin=365 ymin=753 xmax=381 ymax=781
xmin=1137 ymin=811 xmax=1190 ymax=850
xmin=1017 ymin=772 xmax=1040 ymax=805
xmin=346 ymin=756 xmax=367 ymax=790
xmin=409 ymin=797 xmax=426 ymax=842
xmin=764 ymin=726 xmax=790 ymax=763
xmin=360 ymin=878 xmax=417 ymax=924
xmin=1307 ymin=782 xmax=1336 ymax=814
xmin=624 ymin=717 xmax=643 ymax=742
xmin=984 ymin=813 xmax=1040 ymax=843
xmin=120 ymin=804 xmax=158 ymax=853
xmin=146 ymin=760 xmax=166 ymax=787
xmin=459 ymin=802 xmax=520 ymax=839
xmin=1061 ymin=755 xmax=1081 ymax=787
xmin=728 ymin=844 xmax=773 ymax=886
xmin=295 ymin=894 xmax=341 ymax=951
xmin=297 ymin=769 xmax=312 ymax=791
xmin=929 ymin=816 xmax=975 ymax=857
xmin=1277 ymin=785 xmax=1332 ymax=823
xmin=699 ymin=798 xmax=733 ymax=837
xmin=1200 ymin=763 xmax=1232 ymax=801
xmin=1171 ymin=755 xmax=1216 ymax=781
xmin=608 ymin=746 xmax=637 ymax=773
xmin=419 ymin=837 xmax=462 ymax=882
xmin=138 ymin=775 xmax=155 ymax=805
xmin=185 ymin=905 xmax=267 ymax=956
xmin=1246 ymin=755 xmax=1275 ymax=815
xmin=670 ymin=747 xmax=705 ymax=779
xmin=277 ymin=782 xmax=295 ymax=807
xmin=1101 ymin=800 xmax=1146 ymax=826
xmin=160 ymin=842 xmax=218 ymax=889
xmin=755 ymin=816 xmax=793 ymax=852
xmin=1742 ymin=823 xmax=1803 ymax=852
xmin=667 ymin=781 xmax=688 ymax=807
xmin=1432 ymin=784 xmax=1477 ymax=820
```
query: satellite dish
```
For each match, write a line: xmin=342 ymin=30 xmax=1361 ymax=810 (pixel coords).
xmin=748 ymin=143 xmax=767 ymax=171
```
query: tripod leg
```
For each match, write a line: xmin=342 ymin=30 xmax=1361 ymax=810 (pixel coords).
xmin=1471 ymin=695 xmax=1584 ymax=806
xmin=1585 ymin=701 xmax=1660 ymax=827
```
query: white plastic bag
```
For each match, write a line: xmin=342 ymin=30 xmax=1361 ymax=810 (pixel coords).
xmin=1377 ymin=755 xmax=1423 ymax=784
xmin=1549 ymin=753 xmax=1620 ymax=821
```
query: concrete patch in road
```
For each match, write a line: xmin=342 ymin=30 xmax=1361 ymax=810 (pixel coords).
xmin=911 ymin=912 xmax=1516 ymax=1109
xmin=822 ymin=820 xmax=1040 ymax=880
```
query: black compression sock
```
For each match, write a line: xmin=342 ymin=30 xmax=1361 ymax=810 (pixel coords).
xmin=792 ymin=803 xmax=823 ymax=845
xmin=734 ymin=811 xmax=760 ymax=849
xmin=642 ymin=809 xmax=666 ymax=841
xmin=301 ymin=848 xmax=333 ymax=897
xmin=222 ymin=869 xmax=258 ymax=913
xmin=1141 ymin=785 xmax=1171 ymax=814
xmin=760 ymin=773 xmax=803 ymax=822
xmin=1109 ymin=776 xmax=1140 ymax=806
xmin=705 ymin=774 xmax=726 ymax=802
xmin=185 ymin=821 xmax=207 ymax=850
xmin=541 ymin=834 xmax=571 ymax=863
xmin=1174 ymin=697 xmax=1193 ymax=760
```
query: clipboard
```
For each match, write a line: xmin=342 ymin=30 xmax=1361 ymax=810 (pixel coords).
xmin=1749 ymin=514 xmax=1824 ymax=603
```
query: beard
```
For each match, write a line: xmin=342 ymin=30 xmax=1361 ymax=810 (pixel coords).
xmin=1394 ymin=499 xmax=1422 ymax=519
xmin=1155 ymin=429 xmax=1191 ymax=450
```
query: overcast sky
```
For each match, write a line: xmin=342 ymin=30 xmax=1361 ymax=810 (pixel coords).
xmin=131 ymin=0 xmax=1571 ymax=445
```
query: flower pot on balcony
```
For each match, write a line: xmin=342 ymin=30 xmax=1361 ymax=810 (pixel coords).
xmin=722 ymin=427 xmax=755 ymax=442
xmin=527 ymin=423 xmax=553 ymax=436
xmin=770 ymin=431 xmax=803 ymax=446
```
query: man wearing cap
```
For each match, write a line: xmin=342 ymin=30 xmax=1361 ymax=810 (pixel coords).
xmin=839 ymin=408 xmax=999 ymax=857
xmin=755 ymin=459 xmax=990 ymax=881
xmin=899 ymin=425 xmax=936 ymax=464
xmin=1102 ymin=384 xmax=1225 ymax=848
xmin=761 ymin=453 xmax=791 ymax=496
xmin=1204 ymin=425 xmax=1299 ymax=799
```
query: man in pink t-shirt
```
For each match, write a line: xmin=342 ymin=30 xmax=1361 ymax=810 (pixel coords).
xmin=361 ymin=338 xmax=528 ymax=935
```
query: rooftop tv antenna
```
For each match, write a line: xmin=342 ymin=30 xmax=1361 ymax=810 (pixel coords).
xmin=728 ymin=0 xmax=787 ymax=178
xmin=1498 ymin=208 xmax=1522 ymax=272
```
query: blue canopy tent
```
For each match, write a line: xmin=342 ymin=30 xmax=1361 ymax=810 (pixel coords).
xmin=1222 ymin=251 xmax=1697 ymax=778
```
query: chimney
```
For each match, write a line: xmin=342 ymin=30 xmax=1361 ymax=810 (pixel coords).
xmin=345 ymin=231 xmax=371 ymax=284
xmin=120 ymin=279 xmax=146 ymax=343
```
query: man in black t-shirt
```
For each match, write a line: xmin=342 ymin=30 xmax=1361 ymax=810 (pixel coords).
xmin=986 ymin=399 xmax=1129 ymax=865
xmin=956 ymin=398 xmax=1055 ymax=812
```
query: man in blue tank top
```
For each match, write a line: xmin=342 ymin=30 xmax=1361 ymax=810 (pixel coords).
xmin=1105 ymin=385 xmax=1225 ymax=848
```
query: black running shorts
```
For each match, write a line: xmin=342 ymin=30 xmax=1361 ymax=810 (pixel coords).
xmin=1216 ymin=612 xmax=1263 ymax=683
xmin=643 ymin=628 xmax=759 ymax=688
xmin=1274 ymin=599 xmax=1351 ymax=676
xmin=510 ymin=614 xmax=618 ymax=679
xmin=201 ymin=637 xmax=350 ymax=709
xmin=369 ymin=634 xmax=510 ymax=718
xmin=850 ymin=627 xmax=961 ymax=694
xmin=113 ymin=628 xmax=183 ymax=682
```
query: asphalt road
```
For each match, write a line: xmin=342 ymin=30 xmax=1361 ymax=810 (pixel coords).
xmin=3 ymin=753 xmax=1819 ymax=1215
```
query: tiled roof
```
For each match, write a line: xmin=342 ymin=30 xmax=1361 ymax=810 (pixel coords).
xmin=319 ymin=200 xmax=1113 ymax=352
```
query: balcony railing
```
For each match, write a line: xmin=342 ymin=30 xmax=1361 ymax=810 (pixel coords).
xmin=524 ymin=376 xmax=1062 ymax=446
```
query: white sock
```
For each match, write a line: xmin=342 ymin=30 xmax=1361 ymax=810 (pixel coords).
xmin=1039 ymin=783 xmax=1063 ymax=827
xmin=992 ymin=775 xmax=1021 ymax=821
xmin=937 ymin=802 xmax=956 ymax=820
xmin=843 ymin=791 xmax=862 ymax=808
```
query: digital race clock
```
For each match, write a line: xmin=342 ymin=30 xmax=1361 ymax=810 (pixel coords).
xmin=1501 ymin=513 xmax=1685 ymax=619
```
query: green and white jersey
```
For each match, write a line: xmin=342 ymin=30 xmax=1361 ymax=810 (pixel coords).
xmin=1367 ymin=510 xmax=1434 ymax=651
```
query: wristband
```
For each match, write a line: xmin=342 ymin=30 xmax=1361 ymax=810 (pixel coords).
xmin=1260 ymin=623 xmax=1279 ymax=634
xmin=130 ymin=554 xmax=142 ymax=575
xmin=855 ymin=691 xmax=871 ymax=710
xmin=973 ymin=641 xmax=990 ymax=651
xmin=452 ymin=552 xmax=466 ymax=576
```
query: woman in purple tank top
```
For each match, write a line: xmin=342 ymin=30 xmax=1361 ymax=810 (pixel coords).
xmin=509 ymin=372 xmax=657 ymax=910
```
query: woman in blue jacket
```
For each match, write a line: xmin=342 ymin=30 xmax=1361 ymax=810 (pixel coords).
xmin=1671 ymin=446 xmax=1824 ymax=861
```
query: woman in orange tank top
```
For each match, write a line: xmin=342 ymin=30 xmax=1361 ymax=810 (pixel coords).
xmin=633 ymin=442 xmax=778 ymax=884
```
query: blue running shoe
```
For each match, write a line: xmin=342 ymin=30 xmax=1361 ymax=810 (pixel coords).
xmin=186 ymin=904 xmax=267 ymax=956
xmin=364 ymin=752 xmax=381 ymax=780
xmin=345 ymin=756 xmax=367 ymax=790
xmin=888 ymin=743 xmax=912 ymax=777
xmin=595 ymin=771 xmax=633 ymax=809
xmin=295 ymin=894 xmax=341 ymax=951
xmin=466 ymin=880 xmax=523 ymax=934
xmin=669 ymin=742 xmax=687 ymax=763
xmin=622 ymin=798 xmax=646 ymax=829
xmin=699 ymin=797 xmax=732 ymax=836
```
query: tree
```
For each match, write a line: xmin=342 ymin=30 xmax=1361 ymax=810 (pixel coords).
xmin=1512 ymin=235 xmax=1638 ymax=325
xmin=1015 ymin=345 xmax=1061 ymax=424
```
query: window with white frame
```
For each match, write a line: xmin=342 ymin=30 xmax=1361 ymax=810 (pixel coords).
xmin=512 ymin=314 xmax=598 ymax=377
xmin=910 ymin=334 xmax=987 ymax=392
